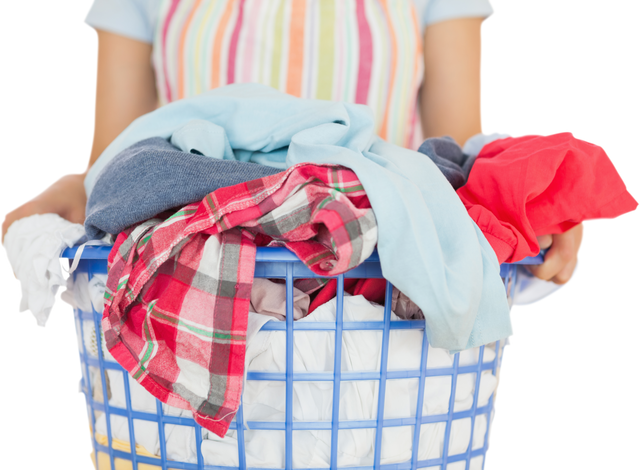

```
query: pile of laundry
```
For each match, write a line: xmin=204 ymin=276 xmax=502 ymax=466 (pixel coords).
xmin=4 ymin=84 xmax=637 ymax=448
xmin=71 ymin=272 xmax=500 ymax=469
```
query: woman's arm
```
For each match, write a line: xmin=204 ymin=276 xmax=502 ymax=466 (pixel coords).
xmin=88 ymin=30 xmax=158 ymax=168
xmin=529 ymin=224 xmax=583 ymax=284
xmin=420 ymin=17 xmax=483 ymax=146
xmin=2 ymin=30 xmax=157 ymax=241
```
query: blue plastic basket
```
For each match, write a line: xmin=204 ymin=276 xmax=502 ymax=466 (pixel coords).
xmin=62 ymin=245 xmax=535 ymax=470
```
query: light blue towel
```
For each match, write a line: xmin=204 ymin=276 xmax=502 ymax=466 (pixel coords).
xmin=85 ymin=83 xmax=511 ymax=352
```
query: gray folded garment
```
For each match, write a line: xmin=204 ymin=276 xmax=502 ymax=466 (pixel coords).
xmin=85 ymin=137 xmax=282 ymax=239
xmin=417 ymin=136 xmax=476 ymax=190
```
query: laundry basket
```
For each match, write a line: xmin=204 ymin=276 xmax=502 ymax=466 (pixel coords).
xmin=61 ymin=245 xmax=536 ymax=470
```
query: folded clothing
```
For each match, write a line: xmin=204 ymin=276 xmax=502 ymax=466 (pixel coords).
xmin=84 ymin=137 xmax=281 ymax=239
xmin=3 ymin=213 xmax=87 ymax=326
xmin=103 ymin=163 xmax=377 ymax=438
xmin=456 ymin=133 xmax=638 ymax=263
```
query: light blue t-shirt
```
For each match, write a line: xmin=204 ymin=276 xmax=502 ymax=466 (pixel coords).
xmin=86 ymin=0 xmax=493 ymax=44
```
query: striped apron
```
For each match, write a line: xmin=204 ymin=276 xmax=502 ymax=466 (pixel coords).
xmin=153 ymin=0 xmax=424 ymax=148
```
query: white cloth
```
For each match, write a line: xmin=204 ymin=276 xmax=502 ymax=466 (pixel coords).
xmin=4 ymin=214 xmax=86 ymax=326
xmin=62 ymin=272 xmax=107 ymax=315
xmin=66 ymin=272 xmax=110 ymax=362
xmin=91 ymin=295 xmax=499 ymax=467
xmin=512 ymin=265 xmax=565 ymax=305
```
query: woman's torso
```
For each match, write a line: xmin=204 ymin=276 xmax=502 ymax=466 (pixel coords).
xmin=152 ymin=0 xmax=424 ymax=147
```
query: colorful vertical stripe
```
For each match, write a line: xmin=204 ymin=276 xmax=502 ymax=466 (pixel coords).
xmin=354 ymin=0 xmax=373 ymax=105
xmin=285 ymin=0 xmax=306 ymax=96
xmin=153 ymin=0 xmax=423 ymax=148
xmin=226 ymin=0 xmax=244 ymax=85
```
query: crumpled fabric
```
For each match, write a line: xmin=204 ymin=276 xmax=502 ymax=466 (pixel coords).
xmin=417 ymin=133 xmax=516 ymax=190
xmin=103 ymin=163 xmax=377 ymax=437
xmin=457 ymin=133 xmax=638 ymax=263
xmin=392 ymin=289 xmax=425 ymax=320
xmin=85 ymin=137 xmax=281 ymax=239
xmin=4 ymin=213 xmax=86 ymax=326
xmin=250 ymin=278 xmax=309 ymax=321
xmin=85 ymin=83 xmax=513 ymax=353
xmin=311 ymin=133 xmax=576 ymax=314
xmin=417 ymin=136 xmax=476 ymax=190
xmin=88 ymin=294 xmax=498 ymax=468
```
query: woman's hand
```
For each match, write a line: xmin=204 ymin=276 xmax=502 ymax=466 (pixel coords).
xmin=527 ymin=223 xmax=584 ymax=284
xmin=2 ymin=174 xmax=87 ymax=242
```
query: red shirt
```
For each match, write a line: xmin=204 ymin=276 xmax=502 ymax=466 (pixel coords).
xmin=457 ymin=133 xmax=638 ymax=264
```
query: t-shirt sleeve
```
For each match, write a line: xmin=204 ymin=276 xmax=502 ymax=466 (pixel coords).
xmin=417 ymin=0 xmax=493 ymax=29
xmin=85 ymin=0 xmax=156 ymax=44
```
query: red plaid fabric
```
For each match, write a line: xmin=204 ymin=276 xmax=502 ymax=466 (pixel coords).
xmin=102 ymin=163 xmax=376 ymax=437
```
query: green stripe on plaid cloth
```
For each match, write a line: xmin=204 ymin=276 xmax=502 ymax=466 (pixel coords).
xmin=102 ymin=163 xmax=377 ymax=437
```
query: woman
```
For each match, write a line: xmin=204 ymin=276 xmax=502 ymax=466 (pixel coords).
xmin=2 ymin=0 xmax=581 ymax=282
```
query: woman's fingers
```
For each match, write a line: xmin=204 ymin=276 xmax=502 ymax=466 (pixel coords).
xmin=528 ymin=223 xmax=583 ymax=284
xmin=536 ymin=234 xmax=553 ymax=250
xmin=551 ymin=224 xmax=587 ymax=284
